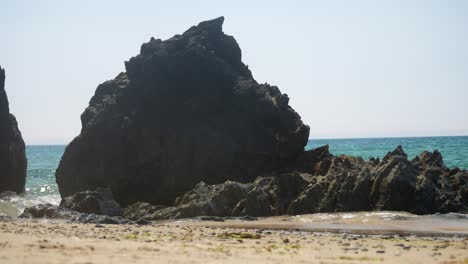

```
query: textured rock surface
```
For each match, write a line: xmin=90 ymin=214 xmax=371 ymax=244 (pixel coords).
xmin=56 ymin=17 xmax=309 ymax=205
xmin=125 ymin=145 xmax=467 ymax=220
xmin=124 ymin=172 xmax=312 ymax=220
xmin=60 ymin=188 xmax=122 ymax=216
xmin=122 ymin=202 xmax=166 ymax=220
xmin=0 ymin=66 xmax=27 ymax=193
xmin=19 ymin=203 xmax=148 ymax=225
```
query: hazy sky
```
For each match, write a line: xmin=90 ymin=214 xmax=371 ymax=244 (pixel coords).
xmin=1 ymin=0 xmax=467 ymax=144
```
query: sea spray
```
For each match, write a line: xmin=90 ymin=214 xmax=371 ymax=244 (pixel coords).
xmin=0 ymin=191 xmax=60 ymax=217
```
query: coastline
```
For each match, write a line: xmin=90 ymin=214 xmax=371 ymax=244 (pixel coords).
xmin=1 ymin=217 xmax=467 ymax=264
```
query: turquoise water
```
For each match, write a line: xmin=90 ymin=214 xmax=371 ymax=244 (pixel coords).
xmin=307 ymin=136 xmax=468 ymax=169
xmin=25 ymin=145 xmax=65 ymax=196
xmin=0 ymin=137 xmax=467 ymax=217
xmin=0 ymin=145 xmax=64 ymax=216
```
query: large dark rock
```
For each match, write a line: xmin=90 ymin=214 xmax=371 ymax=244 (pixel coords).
xmin=56 ymin=17 xmax=309 ymax=206
xmin=0 ymin=66 xmax=27 ymax=194
xmin=133 ymin=145 xmax=467 ymax=219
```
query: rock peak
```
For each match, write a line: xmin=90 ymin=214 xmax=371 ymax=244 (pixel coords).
xmin=0 ymin=65 xmax=9 ymax=115
xmin=0 ymin=66 xmax=4 ymax=91
xmin=382 ymin=145 xmax=408 ymax=162
xmin=391 ymin=145 xmax=407 ymax=157
xmin=196 ymin=16 xmax=224 ymax=31
xmin=128 ymin=16 xmax=250 ymax=86
xmin=182 ymin=16 xmax=226 ymax=37
xmin=413 ymin=149 xmax=446 ymax=169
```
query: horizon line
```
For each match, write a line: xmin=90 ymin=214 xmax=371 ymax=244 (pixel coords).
xmin=25 ymin=134 xmax=468 ymax=146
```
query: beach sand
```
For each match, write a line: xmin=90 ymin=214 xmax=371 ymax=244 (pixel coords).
xmin=1 ymin=218 xmax=467 ymax=264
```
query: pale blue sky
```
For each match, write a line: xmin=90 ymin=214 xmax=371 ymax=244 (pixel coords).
xmin=1 ymin=0 xmax=467 ymax=144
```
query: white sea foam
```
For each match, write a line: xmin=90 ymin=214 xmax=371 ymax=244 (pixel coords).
xmin=0 ymin=191 xmax=61 ymax=217
xmin=290 ymin=211 xmax=468 ymax=235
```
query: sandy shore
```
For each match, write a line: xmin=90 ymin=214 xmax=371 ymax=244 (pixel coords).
xmin=1 ymin=218 xmax=467 ymax=264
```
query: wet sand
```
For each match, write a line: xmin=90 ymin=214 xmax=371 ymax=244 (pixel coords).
xmin=1 ymin=218 xmax=468 ymax=264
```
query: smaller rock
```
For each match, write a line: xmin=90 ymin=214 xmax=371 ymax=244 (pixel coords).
xmin=383 ymin=145 xmax=407 ymax=161
xmin=295 ymin=145 xmax=333 ymax=174
xmin=199 ymin=216 xmax=225 ymax=222
xmin=413 ymin=150 xmax=446 ymax=169
xmin=134 ymin=219 xmax=151 ymax=225
xmin=238 ymin=215 xmax=258 ymax=221
xmin=20 ymin=204 xmax=72 ymax=219
xmin=60 ymin=187 xmax=122 ymax=216
xmin=19 ymin=203 xmax=147 ymax=225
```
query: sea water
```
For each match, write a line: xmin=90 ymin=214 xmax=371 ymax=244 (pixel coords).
xmin=0 ymin=145 xmax=64 ymax=216
xmin=307 ymin=136 xmax=468 ymax=169
xmin=1 ymin=136 xmax=467 ymax=221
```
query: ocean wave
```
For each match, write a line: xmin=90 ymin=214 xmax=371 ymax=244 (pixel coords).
xmin=289 ymin=211 xmax=468 ymax=235
xmin=0 ymin=191 xmax=61 ymax=217
xmin=293 ymin=211 xmax=418 ymax=223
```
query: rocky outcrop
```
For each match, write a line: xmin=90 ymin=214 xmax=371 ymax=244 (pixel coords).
xmin=22 ymin=145 xmax=467 ymax=223
xmin=50 ymin=17 xmax=466 ymax=220
xmin=19 ymin=203 xmax=148 ymax=225
xmin=123 ymin=172 xmax=312 ymax=220
xmin=122 ymin=145 xmax=468 ymax=220
xmin=56 ymin=17 xmax=309 ymax=206
xmin=60 ymin=187 xmax=122 ymax=216
xmin=20 ymin=188 xmax=152 ymax=224
xmin=0 ymin=66 xmax=27 ymax=193
xmin=287 ymin=145 xmax=467 ymax=215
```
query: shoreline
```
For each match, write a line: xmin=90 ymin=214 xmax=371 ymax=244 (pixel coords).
xmin=185 ymin=213 xmax=468 ymax=238
xmin=194 ymin=223 xmax=468 ymax=238
xmin=1 ymin=217 xmax=468 ymax=264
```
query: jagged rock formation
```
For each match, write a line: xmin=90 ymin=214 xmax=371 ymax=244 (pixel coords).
xmin=23 ymin=145 xmax=467 ymax=222
xmin=289 ymin=145 xmax=467 ymax=215
xmin=122 ymin=146 xmax=468 ymax=220
xmin=56 ymin=17 xmax=309 ymax=206
xmin=0 ymin=66 xmax=27 ymax=193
